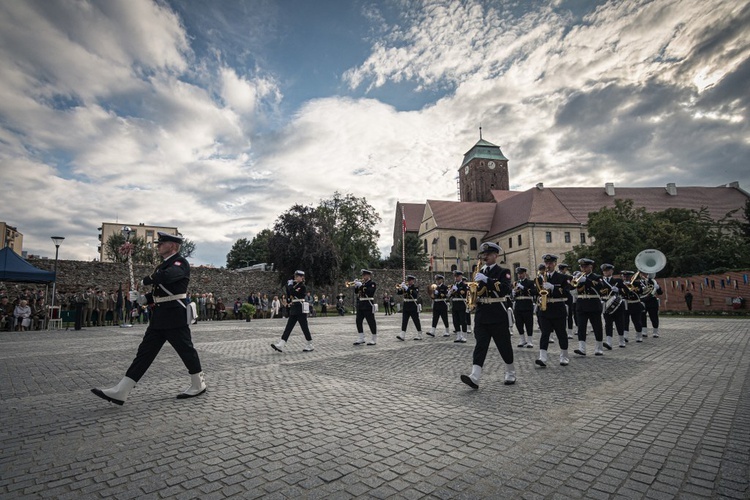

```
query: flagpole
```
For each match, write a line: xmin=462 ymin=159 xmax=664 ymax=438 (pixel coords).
xmin=401 ymin=205 xmax=406 ymax=282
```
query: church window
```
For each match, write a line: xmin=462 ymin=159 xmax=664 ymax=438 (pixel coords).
xmin=470 ymin=237 xmax=477 ymax=251
xmin=449 ymin=236 xmax=457 ymax=250
xmin=517 ymin=235 xmax=522 ymax=246
xmin=580 ymin=233 xmax=586 ymax=243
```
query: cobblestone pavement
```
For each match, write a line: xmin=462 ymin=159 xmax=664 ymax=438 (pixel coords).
xmin=1 ymin=315 xmax=748 ymax=499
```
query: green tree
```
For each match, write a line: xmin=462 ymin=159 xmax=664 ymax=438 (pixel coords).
xmin=382 ymin=233 xmax=428 ymax=271
xmin=225 ymin=229 xmax=273 ymax=269
xmin=316 ymin=192 xmax=382 ymax=274
xmin=180 ymin=238 xmax=196 ymax=260
xmin=268 ymin=204 xmax=340 ymax=286
xmin=104 ymin=233 xmax=153 ymax=265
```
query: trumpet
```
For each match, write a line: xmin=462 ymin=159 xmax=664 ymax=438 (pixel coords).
xmin=429 ymin=283 xmax=438 ymax=292
xmin=395 ymin=283 xmax=404 ymax=291
xmin=344 ymin=281 xmax=358 ymax=288
xmin=571 ymin=271 xmax=590 ymax=287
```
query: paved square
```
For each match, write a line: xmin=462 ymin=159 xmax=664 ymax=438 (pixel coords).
xmin=1 ymin=315 xmax=748 ymax=498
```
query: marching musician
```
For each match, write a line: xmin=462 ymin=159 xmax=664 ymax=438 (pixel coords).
xmin=353 ymin=269 xmax=378 ymax=346
xmin=620 ymin=270 xmax=646 ymax=342
xmin=573 ymin=258 xmax=608 ymax=356
xmin=600 ymin=264 xmax=626 ymax=348
xmin=427 ymin=275 xmax=450 ymax=337
xmin=448 ymin=270 xmax=469 ymax=343
xmin=91 ymin=232 xmax=206 ymax=406
xmin=535 ymin=254 xmax=572 ymax=367
xmin=558 ymin=263 xmax=576 ymax=338
xmin=396 ymin=275 xmax=423 ymax=340
xmin=272 ymin=270 xmax=315 ymax=352
xmin=460 ymin=242 xmax=515 ymax=388
xmin=512 ymin=267 xmax=537 ymax=349
xmin=641 ymin=274 xmax=663 ymax=338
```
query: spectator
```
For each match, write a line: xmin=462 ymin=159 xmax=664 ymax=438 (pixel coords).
xmin=216 ymin=298 xmax=227 ymax=320
xmin=261 ymin=294 xmax=269 ymax=319
xmin=206 ymin=293 xmax=216 ymax=321
xmin=271 ymin=295 xmax=280 ymax=318
xmin=14 ymin=299 xmax=32 ymax=331
xmin=233 ymin=298 xmax=242 ymax=320
xmin=32 ymin=297 xmax=48 ymax=330
xmin=320 ymin=294 xmax=328 ymax=316
xmin=684 ymin=291 xmax=693 ymax=312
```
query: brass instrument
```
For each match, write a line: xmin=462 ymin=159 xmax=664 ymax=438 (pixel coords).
xmin=634 ymin=249 xmax=667 ymax=298
xmin=429 ymin=283 xmax=438 ymax=292
xmin=395 ymin=283 xmax=403 ymax=291
xmin=466 ymin=257 xmax=483 ymax=312
xmin=571 ymin=271 xmax=590 ymax=287
xmin=345 ymin=281 xmax=358 ymax=288
xmin=536 ymin=271 xmax=548 ymax=311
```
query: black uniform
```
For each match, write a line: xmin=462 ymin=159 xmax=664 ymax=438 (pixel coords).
xmin=449 ymin=281 xmax=469 ymax=333
xmin=281 ymin=280 xmax=312 ymax=341
xmin=472 ymin=264 xmax=513 ymax=368
xmin=574 ymin=273 xmax=607 ymax=344
xmin=641 ymin=279 xmax=663 ymax=330
xmin=430 ymin=282 xmax=450 ymax=333
xmin=355 ymin=279 xmax=377 ymax=336
xmin=397 ymin=283 xmax=421 ymax=334
xmin=622 ymin=278 xmax=645 ymax=336
xmin=601 ymin=275 xmax=625 ymax=338
xmin=512 ymin=278 xmax=537 ymax=337
xmin=536 ymin=271 xmax=571 ymax=351
xmin=125 ymin=253 xmax=202 ymax=383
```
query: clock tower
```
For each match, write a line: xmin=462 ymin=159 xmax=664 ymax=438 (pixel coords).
xmin=458 ymin=135 xmax=509 ymax=202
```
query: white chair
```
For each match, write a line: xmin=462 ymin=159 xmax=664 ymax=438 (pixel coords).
xmin=47 ymin=306 xmax=62 ymax=330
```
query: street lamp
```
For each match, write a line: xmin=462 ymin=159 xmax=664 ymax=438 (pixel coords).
xmin=48 ymin=236 xmax=64 ymax=329
xmin=120 ymin=226 xmax=135 ymax=328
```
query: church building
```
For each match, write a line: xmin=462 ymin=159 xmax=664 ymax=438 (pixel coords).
xmin=392 ymin=136 xmax=749 ymax=274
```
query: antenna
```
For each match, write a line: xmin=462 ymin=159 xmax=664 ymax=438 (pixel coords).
xmin=479 ymin=124 xmax=482 ymax=140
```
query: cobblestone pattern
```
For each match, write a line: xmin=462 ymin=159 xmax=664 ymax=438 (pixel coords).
xmin=1 ymin=316 xmax=748 ymax=499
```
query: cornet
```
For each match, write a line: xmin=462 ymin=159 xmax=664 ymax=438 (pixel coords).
xmin=344 ymin=281 xmax=358 ymax=288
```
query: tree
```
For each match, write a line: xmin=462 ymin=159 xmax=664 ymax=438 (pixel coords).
xmin=225 ymin=229 xmax=274 ymax=269
xmin=267 ymin=204 xmax=340 ymax=286
xmin=180 ymin=238 xmax=196 ymax=259
xmin=382 ymin=233 xmax=429 ymax=272
xmin=316 ymin=192 xmax=382 ymax=274
xmin=104 ymin=233 xmax=153 ymax=265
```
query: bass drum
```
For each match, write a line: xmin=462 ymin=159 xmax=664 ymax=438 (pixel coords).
xmin=604 ymin=294 xmax=623 ymax=314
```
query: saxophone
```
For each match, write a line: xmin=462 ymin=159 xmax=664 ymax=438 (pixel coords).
xmin=536 ymin=271 xmax=548 ymax=311
xmin=466 ymin=257 xmax=483 ymax=312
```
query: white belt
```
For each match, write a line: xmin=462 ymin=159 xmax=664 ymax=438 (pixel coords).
xmin=154 ymin=294 xmax=187 ymax=304
xmin=451 ymin=298 xmax=466 ymax=302
xmin=515 ymin=296 xmax=533 ymax=300
xmin=545 ymin=298 xmax=567 ymax=303
xmin=578 ymin=294 xmax=601 ymax=299
xmin=478 ymin=297 xmax=507 ymax=304
xmin=403 ymin=299 xmax=417 ymax=302
xmin=292 ymin=299 xmax=306 ymax=303
xmin=433 ymin=299 xmax=447 ymax=302
xmin=627 ymin=299 xmax=641 ymax=304
xmin=358 ymin=297 xmax=374 ymax=301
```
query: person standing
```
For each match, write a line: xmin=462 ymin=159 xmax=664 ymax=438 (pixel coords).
xmin=352 ymin=269 xmax=378 ymax=346
xmin=396 ymin=275 xmax=423 ymax=340
xmin=572 ymin=258 xmax=608 ymax=356
xmin=448 ymin=270 xmax=469 ymax=343
xmin=621 ymin=270 xmax=646 ymax=342
xmin=641 ymin=274 xmax=663 ymax=337
xmin=600 ymin=264 xmax=626 ymax=348
xmin=534 ymin=254 xmax=572 ymax=367
xmin=684 ymin=291 xmax=693 ymax=311
xmin=91 ymin=232 xmax=206 ymax=405
xmin=427 ymin=275 xmax=451 ymax=337
xmin=512 ymin=267 xmax=537 ymax=348
xmin=558 ymin=263 xmax=576 ymax=338
xmin=272 ymin=271 xmax=314 ymax=352
xmin=460 ymin=242 xmax=515 ymax=388
xmin=382 ymin=292 xmax=392 ymax=316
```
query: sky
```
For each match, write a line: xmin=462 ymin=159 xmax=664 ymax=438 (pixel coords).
xmin=1 ymin=0 xmax=748 ymax=267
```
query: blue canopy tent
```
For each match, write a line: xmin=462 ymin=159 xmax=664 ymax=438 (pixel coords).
xmin=0 ymin=247 xmax=55 ymax=283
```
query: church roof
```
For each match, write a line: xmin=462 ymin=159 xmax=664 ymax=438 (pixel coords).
xmin=461 ymin=139 xmax=508 ymax=167
xmin=426 ymin=200 xmax=496 ymax=231
xmin=398 ymin=202 xmax=425 ymax=232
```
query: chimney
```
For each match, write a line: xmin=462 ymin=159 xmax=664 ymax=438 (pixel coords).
xmin=727 ymin=181 xmax=739 ymax=188
xmin=605 ymin=182 xmax=615 ymax=196
xmin=666 ymin=183 xmax=677 ymax=196
xmin=536 ymin=183 xmax=544 ymax=190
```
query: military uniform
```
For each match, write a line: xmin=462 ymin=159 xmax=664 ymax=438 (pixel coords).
xmin=460 ymin=242 xmax=515 ymax=389
xmin=641 ymin=277 xmax=663 ymax=337
xmin=92 ymin=232 xmax=206 ymax=405
xmin=428 ymin=275 xmax=450 ymax=337
xmin=448 ymin=271 xmax=469 ymax=342
xmin=573 ymin=258 xmax=608 ymax=356
xmin=535 ymin=255 xmax=572 ymax=367
xmin=600 ymin=264 xmax=626 ymax=348
xmin=396 ymin=276 xmax=422 ymax=340
xmin=621 ymin=271 xmax=646 ymax=342
xmin=558 ymin=264 xmax=576 ymax=338
xmin=512 ymin=267 xmax=537 ymax=348
xmin=353 ymin=270 xmax=378 ymax=345
xmin=273 ymin=270 xmax=314 ymax=352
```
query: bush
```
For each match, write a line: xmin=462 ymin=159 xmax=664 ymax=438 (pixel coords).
xmin=239 ymin=303 xmax=256 ymax=320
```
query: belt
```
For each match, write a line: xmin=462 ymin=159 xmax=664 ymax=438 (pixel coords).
xmin=577 ymin=294 xmax=601 ymax=299
xmin=451 ymin=298 xmax=466 ymax=302
xmin=403 ymin=299 xmax=417 ymax=302
xmin=478 ymin=297 xmax=507 ymax=304
xmin=545 ymin=298 xmax=567 ymax=303
xmin=358 ymin=297 xmax=374 ymax=301
xmin=153 ymin=294 xmax=187 ymax=304
xmin=433 ymin=299 xmax=447 ymax=302
xmin=292 ymin=299 xmax=306 ymax=303
xmin=627 ymin=299 xmax=641 ymax=304
xmin=515 ymin=296 xmax=533 ymax=300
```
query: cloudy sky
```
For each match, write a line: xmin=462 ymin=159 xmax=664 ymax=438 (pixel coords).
xmin=1 ymin=0 xmax=748 ymax=266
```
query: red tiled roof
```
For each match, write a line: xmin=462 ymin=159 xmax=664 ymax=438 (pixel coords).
xmin=398 ymin=202 xmax=425 ymax=232
xmin=426 ymin=200 xmax=497 ymax=231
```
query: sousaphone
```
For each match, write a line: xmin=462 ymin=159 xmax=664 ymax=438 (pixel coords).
xmin=634 ymin=249 xmax=667 ymax=298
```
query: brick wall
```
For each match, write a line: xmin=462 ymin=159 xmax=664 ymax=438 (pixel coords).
xmin=653 ymin=271 xmax=750 ymax=313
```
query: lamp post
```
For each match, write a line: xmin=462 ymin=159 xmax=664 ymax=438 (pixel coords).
xmin=48 ymin=236 xmax=64 ymax=330
xmin=120 ymin=226 xmax=135 ymax=328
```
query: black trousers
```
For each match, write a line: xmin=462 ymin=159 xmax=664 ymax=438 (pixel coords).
xmin=624 ymin=303 xmax=643 ymax=332
xmin=356 ymin=308 xmax=377 ymax=334
xmin=282 ymin=314 xmax=312 ymax=341
xmin=451 ymin=304 xmax=467 ymax=332
xmin=604 ymin=306 xmax=625 ymax=336
xmin=473 ymin=321 xmax=513 ymax=367
xmin=125 ymin=325 xmax=202 ymax=382
xmin=401 ymin=309 xmax=421 ymax=332
xmin=642 ymin=307 xmax=659 ymax=328
xmin=567 ymin=301 xmax=576 ymax=329
xmin=431 ymin=303 xmax=449 ymax=328
xmin=514 ymin=308 xmax=534 ymax=336
xmin=576 ymin=308 xmax=604 ymax=341
xmin=538 ymin=316 xmax=568 ymax=350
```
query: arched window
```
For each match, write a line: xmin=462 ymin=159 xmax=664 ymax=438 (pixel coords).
xmin=450 ymin=264 xmax=457 ymax=272
xmin=470 ymin=237 xmax=478 ymax=251
xmin=449 ymin=236 xmax=457 ymax=250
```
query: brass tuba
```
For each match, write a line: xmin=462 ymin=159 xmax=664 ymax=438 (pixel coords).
xmin=634 ymin=249 xmax=667 ymax=298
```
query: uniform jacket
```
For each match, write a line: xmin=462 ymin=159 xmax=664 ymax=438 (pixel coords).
xmin=432 ymin=283 xmax=450 ymax=310
xmin=641 ymin=278 xmax=663 ymax=309
xmin=286 ymin=281 xmax=307 ymax=316
xmin=537 ymin=271 xmax=571 ymax=319
xmin=448 ymin=281 xmax=469 ymax=310
xmin=574 ymin=272 xmax=607 ymax=313
xmin=355 ymin=279 xmax=377 ymax=312
xmin=397 ymin=284 xmax=419 ymax=312
xmin=142 ymin=253 xmax=190 ymax=329
xmin=474 ymin=264 xmax=512 ymax=325
xmin=512 ymin=277 xmax=538 ymax=312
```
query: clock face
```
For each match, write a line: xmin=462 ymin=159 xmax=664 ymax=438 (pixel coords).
xmin=488 ymin=161 xmax=496 ymax=169
xmin=464 ymin=165 xmax=469 ymax=174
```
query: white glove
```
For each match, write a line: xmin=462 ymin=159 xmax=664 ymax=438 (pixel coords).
xmin=474 ymin=272 xmax=488 ymax=283
xmin=128 ymin=291 xmax=138 ymax=302
xmin=451 ymin=285 xmax=458 ymax=292
xmin=433 ymin=289 xmax=439 ymax=296
xmin=610 ymin=286 xmax=620 ymax=294
xmin=577 ymin=276 xmax=587 ymax=284
xmin=515 ymin=282 xmax=524 ymax=290
xmin=654 ymin=282 xmax=660 ymax=290
xmin=543 ymin=282 xmax=554 ymax=290
xmin=287 ymin=279 xmax=294 ymax=286
xmin=137 ymin=294 xmax=147 ymax=305
xmin=354 ymin=280 xmax=362 ymax=287
xmin=401 ymin=282 xmax=408 ymax=290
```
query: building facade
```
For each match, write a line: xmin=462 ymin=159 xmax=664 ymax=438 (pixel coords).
xmin=0 ymin=222 xmax=23 ymax=256
xmin=98 ymin=222 xmax=179 ymax=262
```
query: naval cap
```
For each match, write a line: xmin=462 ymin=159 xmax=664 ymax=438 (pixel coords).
xmin=157 ymin=231 xmax=183 ymax=244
